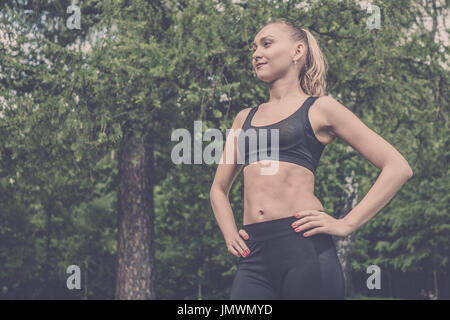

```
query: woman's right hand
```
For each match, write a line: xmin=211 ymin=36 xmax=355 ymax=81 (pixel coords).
xmin=226 ymin=229 xmax=251 ymax=258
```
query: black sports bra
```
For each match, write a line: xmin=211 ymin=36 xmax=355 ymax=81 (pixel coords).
xmin=237 ymin=96 xmax=326 ymax=175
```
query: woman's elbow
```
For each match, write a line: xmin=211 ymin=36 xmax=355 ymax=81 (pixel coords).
xmin=403 ymin=165 xmax=413 ymax=179
xmin=407 ymin=167 xmax=413 ymax=178
xmin=210 ymin=185 xmax=227 ymax=199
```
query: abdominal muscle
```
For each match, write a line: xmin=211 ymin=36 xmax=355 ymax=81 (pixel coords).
xmin=242 ymin=160 xmax=325 ymax=225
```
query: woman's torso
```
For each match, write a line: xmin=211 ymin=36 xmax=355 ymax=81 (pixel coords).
xmin=239 ymin=96 xmax=335 ymax=225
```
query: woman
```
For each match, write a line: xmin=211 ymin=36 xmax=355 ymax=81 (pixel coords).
xmin=209 ymin=18 xmax=413 ymax=300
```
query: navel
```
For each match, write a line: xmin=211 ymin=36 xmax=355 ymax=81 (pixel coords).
xmin=259 ymin=209 xmax=264 ymax=215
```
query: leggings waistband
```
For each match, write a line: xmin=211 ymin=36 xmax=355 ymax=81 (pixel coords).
xmin=243 ymin=216 xmax=301 ymax=241
xmin=242 ymin=216 xmax=335 ymax=253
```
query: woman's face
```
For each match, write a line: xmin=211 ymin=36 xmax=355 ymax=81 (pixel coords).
xmin=252 ymin=23 xmax=304 ymax=83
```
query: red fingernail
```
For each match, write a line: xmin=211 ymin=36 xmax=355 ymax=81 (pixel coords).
xmin=244 ymin=235 xmax=249 ymax=240
xmin=303 ymin=233 xmax=308 ymax=236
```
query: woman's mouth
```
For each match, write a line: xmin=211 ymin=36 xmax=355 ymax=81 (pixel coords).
xmin=256 ymin=63 xmax=267 ymax=69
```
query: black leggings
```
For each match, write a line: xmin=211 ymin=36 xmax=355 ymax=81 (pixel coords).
xmin=230 ymin=216 xmax=345 ymax=300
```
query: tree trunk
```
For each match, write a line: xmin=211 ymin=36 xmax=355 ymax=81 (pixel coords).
xmin=115 ymin=128 xmax=155 ymax=300
xmin=334 ymin=170 xmax=359 ymax=299
xmin=433 ymin=260 xmax=439 ymax=300
xmin=198 ymin=274 xmax=202 ymax=300
xmin=44 ymin=198 xmax=53 ymax=299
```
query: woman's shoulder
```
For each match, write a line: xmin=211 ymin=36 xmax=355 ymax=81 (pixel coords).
xmin=314 ymin=95 xmax=342 ymax=109
xmin=231 ymin=107 xmax=254 ymax=129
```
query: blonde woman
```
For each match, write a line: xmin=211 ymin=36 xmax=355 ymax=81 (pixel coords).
xmin=209 ymin=18 xmax=413 ymax=300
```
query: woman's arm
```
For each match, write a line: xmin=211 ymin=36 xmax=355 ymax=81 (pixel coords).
xmin=210 ymin=108 xmax=251 ymax=257
xmin=343 ymin=165 xmax=412 ymax=232
xmin=317 ymin=96 xmax=413 ymax=233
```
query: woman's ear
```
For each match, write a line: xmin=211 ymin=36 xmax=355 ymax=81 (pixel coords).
xmin=293 ymin=42 xmax=305 ymax=62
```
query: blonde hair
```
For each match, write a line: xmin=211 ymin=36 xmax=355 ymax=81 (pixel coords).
xmin=268 ymin=18 xmax=328 ymax=97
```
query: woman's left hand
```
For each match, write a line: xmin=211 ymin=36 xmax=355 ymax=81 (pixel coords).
xmin=291 ymin=210 xmax=353 ymax=237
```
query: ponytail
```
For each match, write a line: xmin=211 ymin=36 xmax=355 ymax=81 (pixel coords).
xmin=269 ymin=19 xmax=328 ymax=97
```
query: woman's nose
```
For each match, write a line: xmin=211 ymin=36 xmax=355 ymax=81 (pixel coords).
xmin=253 ymin=54 xmax=262 ymax=65
xmin=252 ymin=48 xmax=261 ymax=60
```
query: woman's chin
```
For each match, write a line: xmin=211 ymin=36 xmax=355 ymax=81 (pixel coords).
xmin=257 ymin=74 xmax=275 ymax=82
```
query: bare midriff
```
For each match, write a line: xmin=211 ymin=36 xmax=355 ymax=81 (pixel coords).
xmin=243 ymin=160 xmax=325 ymax=226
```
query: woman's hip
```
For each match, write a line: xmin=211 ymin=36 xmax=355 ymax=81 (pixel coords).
xmin=239 ymin=215 xmax=335 ymax=265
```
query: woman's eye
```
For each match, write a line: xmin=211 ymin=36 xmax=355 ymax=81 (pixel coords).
xmin=252 ymin=42 xmax=270 ymax=52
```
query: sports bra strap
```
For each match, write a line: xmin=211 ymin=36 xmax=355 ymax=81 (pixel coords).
xmin=242 ymin=106 xmax=258 ymax=129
